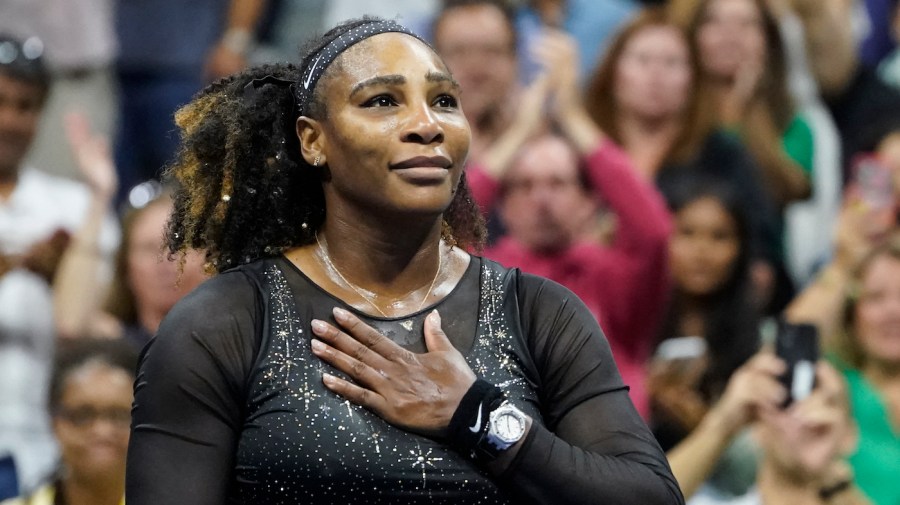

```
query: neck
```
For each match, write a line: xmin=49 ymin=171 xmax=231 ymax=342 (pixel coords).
xmin=616 ymin=112 xmax=681 ymax=178
xmin=62 ymin=472 xmax=124 ymax=505
xmin=675 ymin=293 xmax=709 ymax=338
xmin=757 ymin=461 xmax=821 ymax=505
xmin=317 ymin=207 xmax=444 ymax=300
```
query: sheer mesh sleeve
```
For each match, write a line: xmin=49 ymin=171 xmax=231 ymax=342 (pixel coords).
xmin=496 ymin=274 xmax=684 ymax=505
xmin=125 ymin=269 xmax=262 ymax=505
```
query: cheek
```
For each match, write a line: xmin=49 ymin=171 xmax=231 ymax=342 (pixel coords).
xmin=709 ymin=242 xmax=739 ymax=279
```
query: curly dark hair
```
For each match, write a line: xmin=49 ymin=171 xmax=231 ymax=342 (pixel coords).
xmin=165 ymin=18 xmax=486 ymax=273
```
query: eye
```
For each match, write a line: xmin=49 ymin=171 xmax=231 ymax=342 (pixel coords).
xmin=433 ymin=94 xmax=458 ymax=109
xmin=363 ymin=94 xmax=398 ymax=108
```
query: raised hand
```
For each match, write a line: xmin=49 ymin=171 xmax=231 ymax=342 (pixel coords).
xmin=310 ymin=307 xmax=476 ymax=437
xmin=757 ymin=362 xmax=854 ymax=482
xmin=65 ymin=112 xmax=117 ymax=201
xmin=705 ymin=352 xmax=787 ymax=437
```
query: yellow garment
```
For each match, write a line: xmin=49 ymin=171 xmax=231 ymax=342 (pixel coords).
xmin=0 ymin=484 xmax=124 ymax=505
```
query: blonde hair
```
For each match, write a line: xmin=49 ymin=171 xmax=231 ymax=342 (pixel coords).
xmin=832 ymin=233 xmax=900 ymax=369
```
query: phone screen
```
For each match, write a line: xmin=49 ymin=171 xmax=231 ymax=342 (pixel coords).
xmin=775 ymin=322 xmax=819 ymax=407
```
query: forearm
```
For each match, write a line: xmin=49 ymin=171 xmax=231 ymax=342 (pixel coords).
xmin=496 ymin=422 xmax=684 ymax=505
xmin=666 ymin=410 xmax=738 ymax=500
xmin=219 ymin=0 xmax=268 ymax=54
xmin=784 ymin=263 xmax=850 ymax=349
xmin=583 ymin=141 xmax=672 ymax=251
xmin=557 ymin=106 xmax=602 ymax=157
xmin=786 ymin=0 xmax=857 ymax=98
xmin=53 ymin=193 xmax=112 ymax=339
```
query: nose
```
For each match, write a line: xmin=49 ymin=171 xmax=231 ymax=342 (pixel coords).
xmin=401 ymin=102 xmax=444 ymax=145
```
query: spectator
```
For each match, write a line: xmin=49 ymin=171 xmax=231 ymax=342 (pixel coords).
xmin=788 ymin=226 xmax=900 ymax=505
xmin=648 ymin=181 xmax=761 ymax=499
xmin=0 ymin=338 xmax=136 ymax=505
xmin=467 ymin=30 xmax=672 ymax=416
xmin=0 ymin=35 xmax=118 ymax=496
xmin=585 ymin=9 xmax=780 ymax=308
xmin=55 ymin=184 xmax=207 ymax=349
xmin=791 ymin=0 xmax=900 ymax=175
xmin=683 ymin=357 xmax=872 ymax=505
xmin=432 ymin=0 xmax=521 ymax=162
xmin=675 ymin=0 xmax=813 ymax=208
xmin=0 ymin=0 xmax=116 ymax=180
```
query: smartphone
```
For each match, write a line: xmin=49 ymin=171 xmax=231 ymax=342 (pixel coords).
xmin=775 ymin=321 xmax=819 ymax=408
xmin=851 ymin=154 xmax=895 ymax=210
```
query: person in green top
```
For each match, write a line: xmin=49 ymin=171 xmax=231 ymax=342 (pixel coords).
xmin=829 ymin=237 xmax=900 ymax=505
xmin=674 ymin=0 xmax=814 ymax=208
xmin=788 ymin=217 xmax=900 ymax=505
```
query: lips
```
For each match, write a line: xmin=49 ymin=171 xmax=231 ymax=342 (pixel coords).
xmin=390 ymin=155 xmax=451 ymax=170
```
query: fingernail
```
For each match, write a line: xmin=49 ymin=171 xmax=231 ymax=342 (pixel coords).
xmin=322 ymin=373 xmax=335 ymax=385
xmin=311 ymin=319 xmax=327 ymax=333
xmin=333 ymin=306 xmax=351 ymax=321
xmin=311 ymin=338 xmax=325 ymax=352
xmin=430 ymin=309 xmax=441 ymax=325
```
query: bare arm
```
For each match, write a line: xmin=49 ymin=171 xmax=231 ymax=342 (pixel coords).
xmin=786 ymin=0 xmax=859 ymax=98
xmin=53 ymin=113 xmax=118 ymax=339
xmin=666 ymin=353 xmax=787 ymax=498
xmin=204 ymin=0 xmax=270 ymax=79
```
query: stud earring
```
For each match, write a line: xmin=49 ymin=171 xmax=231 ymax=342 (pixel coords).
xmin=313 ymin=156 xmax=320 ymax=167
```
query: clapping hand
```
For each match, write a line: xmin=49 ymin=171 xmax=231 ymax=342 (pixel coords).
xmin=310 ymin=307 xmax=476 ymax=437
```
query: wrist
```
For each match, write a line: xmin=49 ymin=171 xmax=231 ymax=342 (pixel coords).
xmin=221 ymin=28 xmax=253 ymax=56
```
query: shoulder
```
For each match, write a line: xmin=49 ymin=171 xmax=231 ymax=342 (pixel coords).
xmin=149 ymin=265 xmax=265 ymax=366
xmin=159 ymin=265 xmax=263 ymax=336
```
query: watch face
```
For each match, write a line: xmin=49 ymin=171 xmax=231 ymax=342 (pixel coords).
xmin=494 ymin=411 xmax=525 ymax=442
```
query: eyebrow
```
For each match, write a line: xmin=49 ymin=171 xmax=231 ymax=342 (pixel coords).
xmin=349 ymin=71 xmax=460 ymax=98
xmin=426 ymin=71 xmax=460 ymax=90
xmin=350 ymin=75 xmax=405 ymax=97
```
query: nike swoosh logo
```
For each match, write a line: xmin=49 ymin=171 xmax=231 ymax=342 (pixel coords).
xmin=468 ymin=403 xmax=483 ymax=433
xmin=304 ymin=56 xmax=322 ymax=89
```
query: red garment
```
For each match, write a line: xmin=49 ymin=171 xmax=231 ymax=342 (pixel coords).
xmin=467 ymin=139 xmax=672 ymax=417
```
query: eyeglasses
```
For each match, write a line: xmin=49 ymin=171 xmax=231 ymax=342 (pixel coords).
xmin=0 ymin=37 xmax=44 ymax=65
xmin=55 ymin=406 xmax=132 ymax=430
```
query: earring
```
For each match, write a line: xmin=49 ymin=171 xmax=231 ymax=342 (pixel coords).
xmin=313 ymin=156 xmax=320 ymax=167
xmin=301 ymin=222 xmax=308 ymax=230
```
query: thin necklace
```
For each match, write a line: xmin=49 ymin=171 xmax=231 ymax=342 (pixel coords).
xmin=315 ymin=232 xmax=442 ymax=318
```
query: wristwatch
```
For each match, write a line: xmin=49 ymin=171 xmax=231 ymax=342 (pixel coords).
xmin=481 ymin=401 xmax=528 ymax=455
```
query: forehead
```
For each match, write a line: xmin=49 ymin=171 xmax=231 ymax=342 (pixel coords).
xmin=705 ymin=0 xmax=759 ymax=18
xmin=332 ymin=33 xmax=448 ymax=85
xmin=435 ymin=5 xmax=514 ymax=47
xmin=508 ymin=137 xmax=580 ymax=180
xmin=61 ymin=361 xmax=133 ymax=402
xmin=626 ymin=26 xmax=688 ymax=53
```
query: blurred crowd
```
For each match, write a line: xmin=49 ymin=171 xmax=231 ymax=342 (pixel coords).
xmin=1 ymin=0 xmax=899 ymax=504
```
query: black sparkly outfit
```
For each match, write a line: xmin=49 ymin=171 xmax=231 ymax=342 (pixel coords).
xmin=127 ymin=256 xmax=682 ymax=505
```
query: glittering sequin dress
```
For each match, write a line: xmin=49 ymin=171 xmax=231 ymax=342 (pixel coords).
xmin=127 ymin=255 xmax=682 ymax=505
xmin=234 ymin=258 xmax=539 ymax=503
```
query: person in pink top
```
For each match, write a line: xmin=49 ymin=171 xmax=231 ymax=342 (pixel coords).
xmin=465 ymin=30 xmax=672 ymax=417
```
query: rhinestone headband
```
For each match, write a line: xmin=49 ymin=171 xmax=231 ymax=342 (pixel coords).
xmin=295 ymin=19 xmax=426 ymax=117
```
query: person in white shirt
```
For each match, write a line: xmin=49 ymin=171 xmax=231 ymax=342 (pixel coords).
xmin=0 ymin=34 xmax=117 ymax=497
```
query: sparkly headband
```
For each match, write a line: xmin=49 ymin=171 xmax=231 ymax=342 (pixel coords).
xmin=295 ymin=19 xmax=426 ymax=117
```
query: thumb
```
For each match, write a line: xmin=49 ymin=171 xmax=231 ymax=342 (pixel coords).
xmin=423 ymin=310 xmax=453 ymax=352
